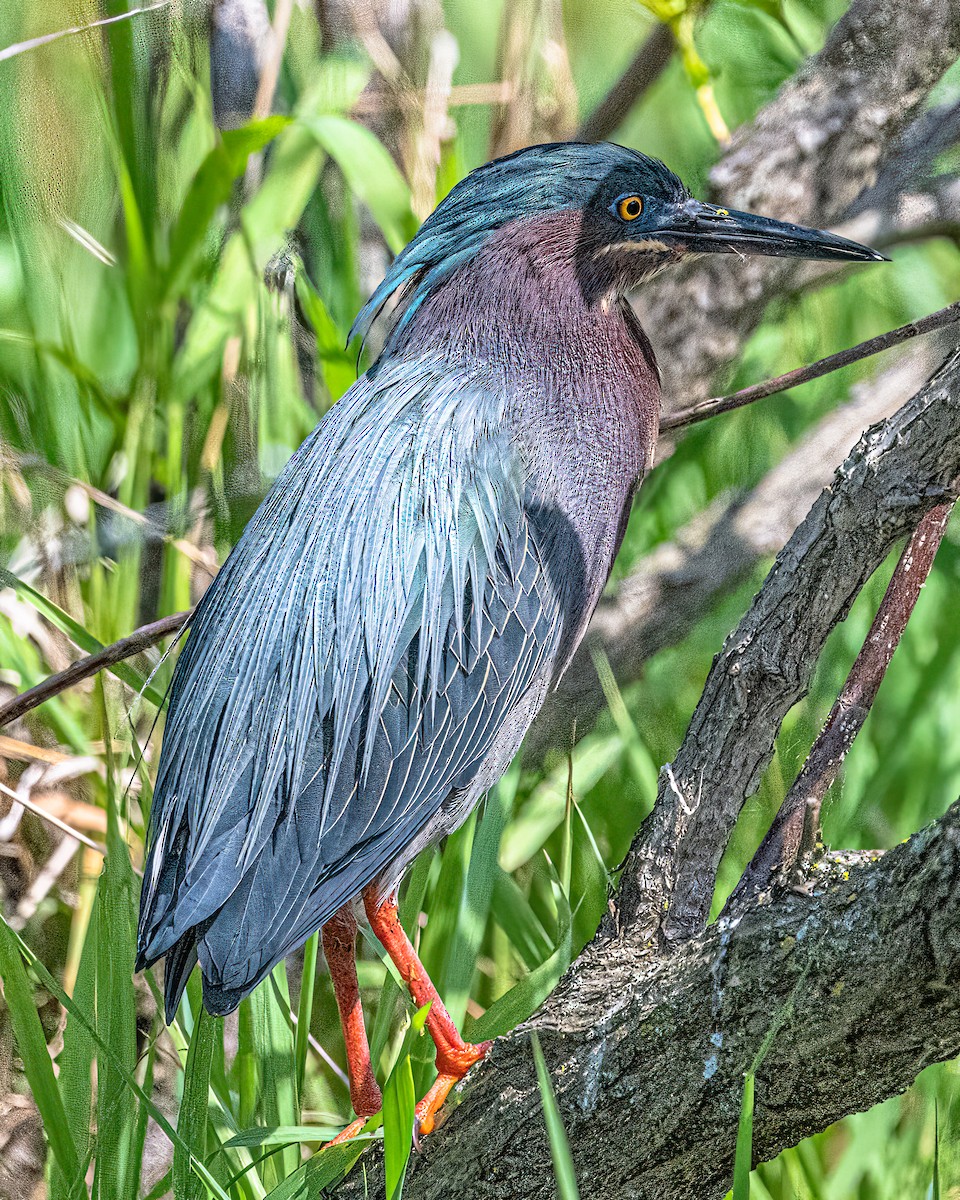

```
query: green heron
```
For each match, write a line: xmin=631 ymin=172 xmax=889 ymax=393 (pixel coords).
xmin=136 ymin=141 xmax=882 ymax=1137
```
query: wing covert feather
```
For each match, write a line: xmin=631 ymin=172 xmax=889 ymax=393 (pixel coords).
xmin=137 ymin=359 xmax=571 ymax=1012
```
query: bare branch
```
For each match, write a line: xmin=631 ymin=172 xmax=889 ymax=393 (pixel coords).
xmin=661 ymin=301 xmax=960 ymax=432
xmin=641 ymin=0 xmax=960 ymax=412
xmin=618 ymin=349 xmax=960 ymax=944
xmin=730 ymin=501 xmax=955 ymax=905
xmin=575 ymin=23 xmax=674 ymax=143
xmin=0 ymin=611 xmax=190 ymax=729
xmin=332 ymin=797 xmax=960 ymax=1200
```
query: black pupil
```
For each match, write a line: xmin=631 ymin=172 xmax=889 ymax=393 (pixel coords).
xmin=626 ymin=199 xmax=640 ymax=217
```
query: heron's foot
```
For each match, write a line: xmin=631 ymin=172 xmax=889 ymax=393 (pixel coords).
xmin=415 ymin=1039 xmax=492 ymax=1137
xmin=324 ymin=1115 xmax=369 ymax=1148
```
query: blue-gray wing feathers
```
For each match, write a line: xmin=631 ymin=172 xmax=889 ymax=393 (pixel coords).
xmin=136 ymin=359 xmax=570 ymax=1016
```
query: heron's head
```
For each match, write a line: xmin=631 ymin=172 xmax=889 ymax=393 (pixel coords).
xmin=351 ymin=141 xmax=885 ymax=355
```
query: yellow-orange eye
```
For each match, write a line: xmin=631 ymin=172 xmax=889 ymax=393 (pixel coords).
xmin=616 ymin=195 xmax=643 ymax=221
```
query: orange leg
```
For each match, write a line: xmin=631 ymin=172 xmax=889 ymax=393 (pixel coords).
xmin=362 ymin=885 xmax=491 ymax=1135
xmin=321 ymin=906 xmax=383 ymax=1120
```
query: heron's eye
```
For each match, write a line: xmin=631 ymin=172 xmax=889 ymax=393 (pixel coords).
xmin=616 ymin=195 xmax=644 ymax=221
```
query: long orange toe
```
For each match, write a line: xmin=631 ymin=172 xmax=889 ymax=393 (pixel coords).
xmin=416 ymin=1039 xmax=492 ymax=1137
xmin=325 ymin=1115 xmax=369 ymax=1147
xmin=435 ymin=1038 xmax=491 ymax=1077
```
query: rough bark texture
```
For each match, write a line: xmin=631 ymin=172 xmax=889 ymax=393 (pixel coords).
xmin=643 ymin=0 xmax=960 ymax=412
xmin=325 ymin=4 xmax=960 ymax=1197
xmin=330 ymin=349 xmax=960 ymax=1200
xmin=338 ymin=811 xmax=960 ymax=1200
xmin=528 ymin=0 xmax=960 ymax=760
xmin=618 ymin=351 xmax=960 ymax=942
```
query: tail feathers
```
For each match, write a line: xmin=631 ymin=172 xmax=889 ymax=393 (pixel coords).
xmin=161 ymin=931 xmax=199 ymax=1022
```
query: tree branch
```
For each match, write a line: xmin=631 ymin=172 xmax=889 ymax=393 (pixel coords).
xmin=730 ymin=500 xmax=954 ymax=904
xmin=661 ymin=301 xmax=960 ymax=432
xmin=335 ymin=799 xmax=960 ymax=1200
xmin=575 ymin=23 xmax=674 ymax=143
xmin=0 ymin=612 xmax=190 ymax=729
xmin=617 ymin=349 xmax=960 ymax=945
xmin=640 ymin=0 xmax=960 ymax=412
xmin=328 ymin=343 xmax=960 ymax=1200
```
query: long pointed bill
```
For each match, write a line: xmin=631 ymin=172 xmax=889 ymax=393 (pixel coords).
xmin=655 ymin=199 xmax=887 ymax=262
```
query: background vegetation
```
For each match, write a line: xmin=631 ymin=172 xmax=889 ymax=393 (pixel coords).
xmin=1 ymin=0 xmax=959 ymax=1197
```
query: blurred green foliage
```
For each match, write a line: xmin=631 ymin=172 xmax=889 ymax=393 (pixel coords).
xmin=0 ymin=1 xmax=959 ymax=1198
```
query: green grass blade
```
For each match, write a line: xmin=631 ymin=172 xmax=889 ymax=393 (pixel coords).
xmin=7 ymin=928 xmax=232 ymax=1200
xmin=176 ymin=1007 xmax=216 ymax=1200
xmin=237 ymin=998 xmax=258 ymax=1130
xmin=732 ymin=1073 xmax=755 ymax=1200
xmin=292 ymin=269 xmax=355 ymax=402
xmin=130 ymin=1031 xmax=158 ymax=1199
xmin=224 ymin=1127 xmax=375 ymax=1148
xmin=259 ymin=1143 xmax=366 ymax=1200
xmin=489 ymin=870 xmax=551 ymax=967
xmin=250 ymin=965 xmax=300 ymax=1187
xmin=92 ymin=745 xmax=140 ymax=1200
xmin=301 ymin=115 xmax=417 ymax=254
xmin=468 ymin=873 xmax=572 ymax=1043
xmin=530 ymin=1030 xmax=580 ymax=1200
xmin=0 ymin=915 xmax=83 ymax=1193
xmin=165 ymin=116 xmax=291 ymax=298
xmin=51 ymin=906 xmax=98 ymax=1200
xmin=295 ymin=932 xmax=319 ymax=1103
xmin=382 ymin=1049 xmax=416 ymax=1200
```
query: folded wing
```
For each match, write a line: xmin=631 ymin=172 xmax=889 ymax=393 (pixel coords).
xmin=136 ymin=358 xmax=575 ymax=1016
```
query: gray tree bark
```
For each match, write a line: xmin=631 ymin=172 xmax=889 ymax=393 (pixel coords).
xmin=528 ymin=0 xmax=960 ymax=761
xmin=327 ymin=1 xmax=960 ymax=1193
xmin=329 ymin=343 xmax=960 ymax=1200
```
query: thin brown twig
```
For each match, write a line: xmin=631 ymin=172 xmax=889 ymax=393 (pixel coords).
xmin=0 ymin=611 xmax=191 ymax=729
xmin=351 ymin=81 xmax=514 ymax=115
xmin=661 ymin=301 xmax=960 ymax=432
xmin=728 ymin=500 xmax=955 ymax=907
xmin=251 ymin=0 xmax=294 ymax=121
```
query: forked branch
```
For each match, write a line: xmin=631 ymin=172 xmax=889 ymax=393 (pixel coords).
xmin=730 ymin=500 xmax=955 ymax=905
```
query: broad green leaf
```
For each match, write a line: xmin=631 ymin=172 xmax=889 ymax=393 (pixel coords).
xmin=250 ymin=965 xmax=300 ymax=1187
xmin=467 ymin=873 xmax=572 ymax=1043
xmin=301 ymin=114 xmax=417 ymax=254
xmin=50 ymin=905 xmax=97 ymax=1200
xmin=7 ymin=927 xmax=231 ymax=1200
xmin=382 ymin=1047 xmax=416 ymax=1200
xmin=224 ymin=1126 xmax=377 ymax=1148
xmin=293 ymin=269 xmax=356 ymax=401
xmin=166 ymin=116 xmax=292 ymax=298
xmin=490 ymin=869 xmax=552 ymax=968
xmin=295 ymin=931 xmax=319 ymax=1101
xmin=732 ymin=1073 xmax=755 ymax=1200
xmin=499 ymin=736 xmax=621 ymax=873
xmin=260 ymin=1142 xmax=366 ymax=1200
xmin=92 ymin=769 xmax=141 ymax=1200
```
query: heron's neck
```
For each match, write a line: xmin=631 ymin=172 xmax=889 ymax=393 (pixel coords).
xmin=394 ymin=210 xmax=661 ymax=518
xmin=399 ymin=210 xmax=656 ymax=379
